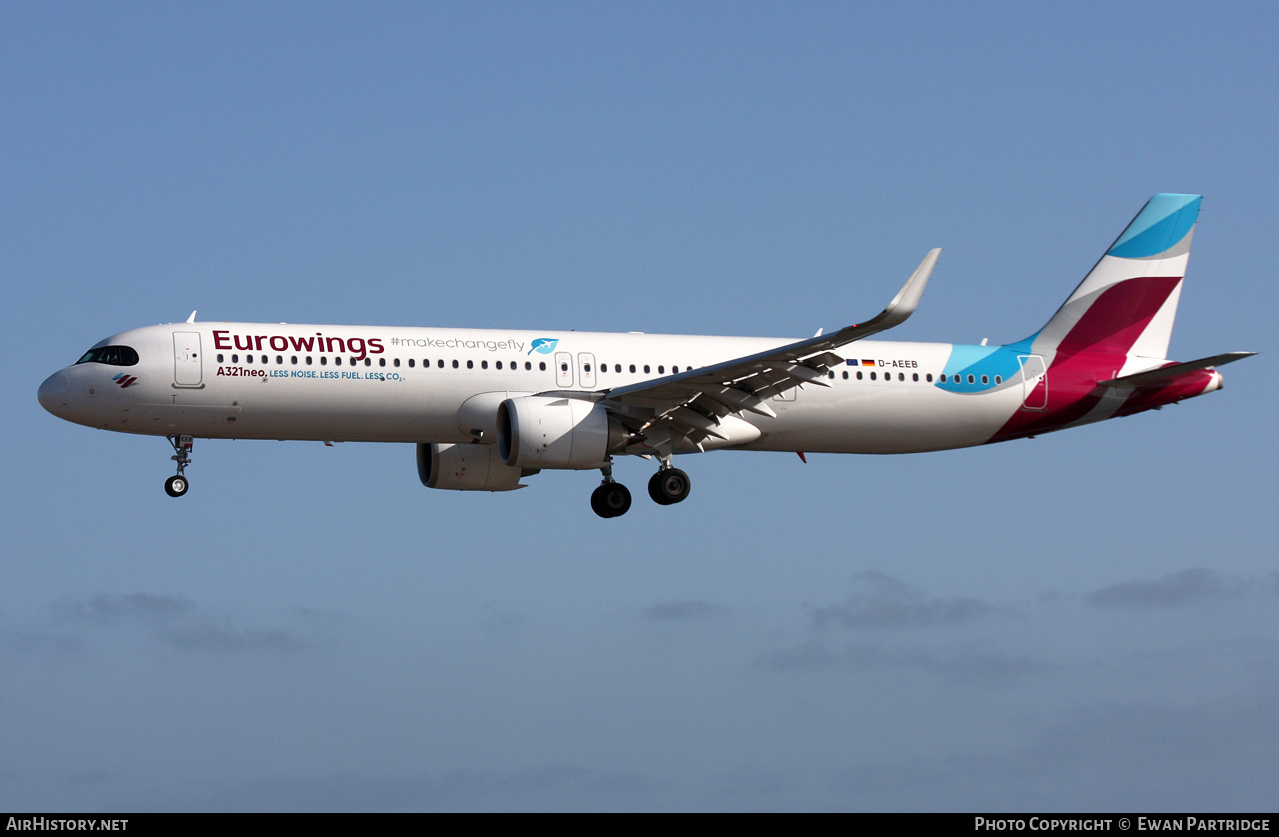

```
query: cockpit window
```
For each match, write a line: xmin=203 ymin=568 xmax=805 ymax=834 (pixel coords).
xmin=75 ymin=345 xmax=139 ymax=366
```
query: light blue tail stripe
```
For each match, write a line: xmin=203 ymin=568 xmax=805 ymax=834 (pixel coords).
xmin=1106 ymin=193 xmax=1200 ymax=259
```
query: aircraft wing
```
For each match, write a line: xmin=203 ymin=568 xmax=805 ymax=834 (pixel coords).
xmin=585 ymin=249 xmax=941 ymax=452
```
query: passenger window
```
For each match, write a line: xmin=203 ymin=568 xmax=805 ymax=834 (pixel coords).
xmin=995 ymin=375 xmax=1002 ymax=384
xmin=539 ymin=362 xmax=546 ymax=371
xmin=335 ymin=357 xmax=342 ymax=366
xmin=629 ymin=364 xmax=636 ymax=373
xmin=380 ymin=358 xmax=387 ymax=367
xmin=217 ymin=354 xmax=224 ymax=362
xmin=481 ymin=360 xmax=488 ymax=369
xmin=466 ymin=360 xmax=473 ymax=369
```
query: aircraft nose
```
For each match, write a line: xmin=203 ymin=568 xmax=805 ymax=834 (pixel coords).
xmin=38 ymin=370 xmax=71 ymax=417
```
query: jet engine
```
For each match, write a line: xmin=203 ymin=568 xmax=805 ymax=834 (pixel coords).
xmin=496 ymin=396 xmax=627 ymax=470
xmin=417 ymin=442 xmax=532 ymax=491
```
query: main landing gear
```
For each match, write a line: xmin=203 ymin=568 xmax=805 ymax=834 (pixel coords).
xmin=590 ymin=481 xmax=632 ymax=519
xmin=590 ymin=460 xmax=632 ymax=519
xmin=648 ymin=466 xmax=691 ymax=506
xmin=589 ymin=459 xmax=691 ymax=518
xmin=164 ymin=435 xmax=193 ymax=498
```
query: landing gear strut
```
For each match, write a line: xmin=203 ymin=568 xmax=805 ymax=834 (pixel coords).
xmin=648 ymin=465 xmax=691 ymax=506
xmin=590 ymin=460 xmax=632 ymax=518
xmin=165 ymin=435 xmax=193 ymax=498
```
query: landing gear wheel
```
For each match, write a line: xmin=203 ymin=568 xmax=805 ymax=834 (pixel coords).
xmin=648 ymin=468 xmax=691 ymax=506
xmin=165 ymin=435 xmax=194 ymax=498
xmin=591 ymin=482 xmax=632 ymax=518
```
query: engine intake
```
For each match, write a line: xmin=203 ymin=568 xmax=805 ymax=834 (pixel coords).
xmin=497 ymin=396 xmax=626 ymax=470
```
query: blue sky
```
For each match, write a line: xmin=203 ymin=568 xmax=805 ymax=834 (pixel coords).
xmin=3 ymin=2 xmax=1276 ymax=811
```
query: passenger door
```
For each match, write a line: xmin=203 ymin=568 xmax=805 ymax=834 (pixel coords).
xmin=555 ymin=352 xmax=574 ymax=388
xmin=1019 ymin=354 xmax=1047 ymax=410
xmin=577 ymin=352 xmax=596 ymax=389
xmin=173 ymin=332 xmax=203 ymax=388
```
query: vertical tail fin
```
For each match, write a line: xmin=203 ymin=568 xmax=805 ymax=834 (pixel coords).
xmin=1028 ymin=194 xmax=1201 ymax=366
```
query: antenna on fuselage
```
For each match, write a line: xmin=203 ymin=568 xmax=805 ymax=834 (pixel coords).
xmin=186 ymin=311 xmax=197 ymax=323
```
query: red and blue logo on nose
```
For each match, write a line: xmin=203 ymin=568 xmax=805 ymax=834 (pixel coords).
xmin=112 ymin=373 xmax=138 ymax=388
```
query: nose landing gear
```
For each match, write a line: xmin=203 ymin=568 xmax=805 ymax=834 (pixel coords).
xmin=165 ymin=435 xmax=193 ymax=497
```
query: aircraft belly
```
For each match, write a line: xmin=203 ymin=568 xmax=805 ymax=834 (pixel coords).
xmin=745 ymin=385 xmax=1018 ymax=454
xmin=193 ymin=370 xmax=478 ymax=441
xmin=109 ymin=402 xmax=243 ymax=436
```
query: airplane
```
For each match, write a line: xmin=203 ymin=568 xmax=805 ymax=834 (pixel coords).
xmin=38 ymin=194 xmax=1253 ymax=518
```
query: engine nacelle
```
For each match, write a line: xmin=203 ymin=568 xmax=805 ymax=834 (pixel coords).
xmin=497 ymin=396 xmax=626 ymax=470
xmin=417 ymin=443 xmax=531 ymax=491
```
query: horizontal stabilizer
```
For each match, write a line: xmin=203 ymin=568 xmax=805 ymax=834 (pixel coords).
xmin=1099 ymin=352 xmax=1256 ymax=388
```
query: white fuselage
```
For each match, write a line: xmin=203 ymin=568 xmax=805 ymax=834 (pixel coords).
xmin=41 ymin=322 xmax=1021 ymax=455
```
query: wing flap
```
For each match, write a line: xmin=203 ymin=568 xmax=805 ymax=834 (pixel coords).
xmin=698 ymin=386 xmax=776 ymax=418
